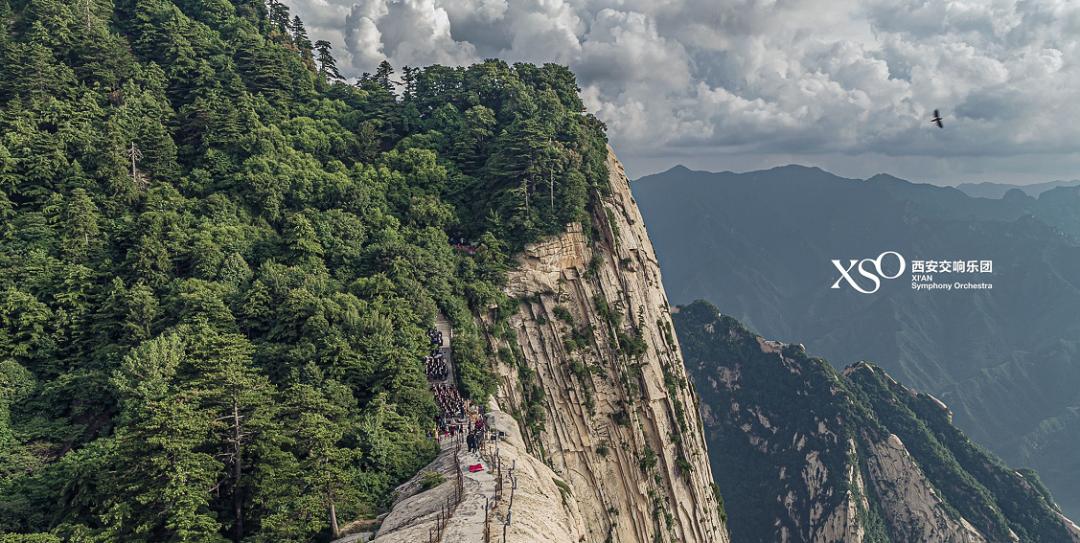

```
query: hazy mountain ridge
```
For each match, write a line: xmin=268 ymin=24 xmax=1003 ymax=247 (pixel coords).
xmin=674 ymin=300 xmax=1080 ymax=543
xmin=633 ymin=164 xmax=1080 ymax=517
xmin=955 ymin=180 xmax=1080 ymax=199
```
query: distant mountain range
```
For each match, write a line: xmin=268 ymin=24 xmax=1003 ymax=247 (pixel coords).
xmin=955 ymin=179 xmax=1080 ymax=199
xmin=674 ymin=301 xmax=1080 ymax=543
xmin=633 ymin=164 xmax=1080 ymax=517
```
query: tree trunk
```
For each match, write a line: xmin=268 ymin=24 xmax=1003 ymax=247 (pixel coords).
xmin=329 ymin=498 xmax=340 ymax=538
xmin=549 ymin=169 xmax=554 ymax=211
xmin=233 ymin=402 xmax=244 ymax=542
xmin=523 ymin=178 xmax=529 ymax=214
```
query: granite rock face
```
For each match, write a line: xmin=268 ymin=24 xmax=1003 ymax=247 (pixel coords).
xmin=490 ymin=149 xmax=729 ymax=543
xmin=369 ymin=403 xmax=587 ymax=543
xmin=365 ymin=149 xmax=729 ymax=543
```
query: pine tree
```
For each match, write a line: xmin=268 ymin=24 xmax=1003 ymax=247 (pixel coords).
xmin=59 ymin=188 xmax=102 ymax=262
xmin=314 ymin=40 xmax=341 ymax=80
xmin=192 ymin=328 xmax=280 ymax=542
xmin=374 ymin=60 xmax=394 ymax=91
xmin=284 ymin=380 xmax=361 ymax=540
xmin=291 ymin=15 xmax=313 ymax=68
xmin=107 ymin=333 xmax=226 ymax=542
xmin=400 ymin=65 xmax=417 ymax=100
xmin=266 ymin=0 xmax=290 ymax=34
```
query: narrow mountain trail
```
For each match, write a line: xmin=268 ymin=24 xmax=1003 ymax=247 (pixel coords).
xmin=347 ymin=315 xmax=504 ymax=543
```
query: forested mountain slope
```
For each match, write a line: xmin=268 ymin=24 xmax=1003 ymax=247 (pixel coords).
xmin=0 ymin=0 xmax=615 ymax=540
xmin=675 ymin=300 xmax=1080 ymax=543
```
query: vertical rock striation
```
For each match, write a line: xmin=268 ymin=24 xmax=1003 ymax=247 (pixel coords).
xmin=490 ymin=149 xmax=729 ymax=543
xmin=363 ymin=148 xmax=727 ymax=543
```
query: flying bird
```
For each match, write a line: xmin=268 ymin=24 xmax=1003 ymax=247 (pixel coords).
xmin=931 ymin=109 xmax=944 ymax=128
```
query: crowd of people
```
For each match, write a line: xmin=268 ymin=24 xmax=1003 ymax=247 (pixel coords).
xmin=436 ymin=403 xmax=489 ymax=453
xmin=432 ymin=383 xmax=464 ymax=419
xmin=423 ymin=324 xmax=491 ymax=456
xmin=425 ymin=350 xmax=448 ymax=381
xmin=465 ymin=411 xmax=488 ymax=453
xmin=425 ymin=327 xmax=449 ymax=381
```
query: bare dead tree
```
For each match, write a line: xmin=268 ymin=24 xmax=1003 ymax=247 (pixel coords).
xmin=83 ymin=0 xmax=93 ymax=31
xmin=128 ymin=142 xmax=148 ymax=190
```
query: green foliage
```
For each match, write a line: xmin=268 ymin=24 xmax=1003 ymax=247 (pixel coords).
xmin=0 ymin=1 xmax=608 ymax=541
xmin=650 ymin=488 xmax=674 ymax=531
xmin=418 ymin=470 xmax=446 ymax=491
xmin=0 ymin=535 xmax=62 ymax=543
xmin=675 ymin=456 xmax=693 ymax=476
xmin=587 ymin=252 xmax=603 ymax=277
xmin=657 ymin=318 xmax=675 ymax=350
xmin=553 ymin=477 xmax=573 ymax=508
xmin=612 ymin=408 xmax=631 ymax=427
xmin=552 ymin=305 xmax=573 ymax=324
xmin=591 ymin=293 xmax=647 ymax=359
xmin=562 ymin=323 xmax=592 ymax=353
xmin=661 ymin=363 xmax=688 ymax=434
xmin=711 ymin=483 xmax=727 ymax=523
xmin=593 ymin=294 xmax=618 ymax=328
xmin=518 ymin=357 xmax=546 ymax=438
xmin=568 ymin=359 xmax=595 ymax=413
xmin=617 ymin=328 xmax=648 ymax=359
xmin=639 ymin=446 xmax=658 ymax=472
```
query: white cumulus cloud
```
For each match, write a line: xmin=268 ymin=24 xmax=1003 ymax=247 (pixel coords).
xmin=283 ymin=0 xmax=1080 ymax=183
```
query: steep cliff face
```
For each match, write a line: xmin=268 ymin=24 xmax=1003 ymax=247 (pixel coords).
xmin=675 ymin=300 xmax=1080 ymax=543
xmin=489 ymin=150 xmax=728 ymax=543
xmin=359 ymin=149 xmax=727 ymax=543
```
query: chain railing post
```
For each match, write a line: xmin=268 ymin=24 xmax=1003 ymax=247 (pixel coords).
xmin=484 ymin=496 xmax=491 ymax=543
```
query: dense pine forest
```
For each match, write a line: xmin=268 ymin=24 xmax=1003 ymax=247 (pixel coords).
xmin=0 ymin=0 xmax=609 ymax=541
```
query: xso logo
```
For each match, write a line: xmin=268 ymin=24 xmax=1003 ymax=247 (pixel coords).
xmin=831 ymin=251 xmax=906 ymax=294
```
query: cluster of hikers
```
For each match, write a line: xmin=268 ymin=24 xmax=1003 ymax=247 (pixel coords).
xmin=432 ymin=383 xmax=464 ymax=418
xmin=437 ymin=404 xmax=489 ymax=453
xmin=428 ymin=327 xmax=444 ymax=347
xmin=423 ymin=322 xmax=492 ymax=458
xmin=424 ymin=327 xmax=450 ymax=381
xmin=465 ymin=411 xmax=488 ymax=454
xmin=425 ymin=350 xmax=448 ymax=381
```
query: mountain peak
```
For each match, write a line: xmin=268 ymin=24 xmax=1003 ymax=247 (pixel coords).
xmin=769 ymin=164 xmax=825 ymax=173
xmin=866 ymin=172 xmax=908 ymax=183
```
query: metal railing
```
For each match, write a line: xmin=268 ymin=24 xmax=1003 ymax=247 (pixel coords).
xmin=427 ymin=442 xmax=466 ymax=543
xmin=480 ymin=437 xmax=518 ymax=543
xmin=502 ymin=461 xmax=517 ymax=543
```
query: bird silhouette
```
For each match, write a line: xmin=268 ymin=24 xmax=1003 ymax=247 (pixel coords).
xmin=931 ymin=109 xmax=944 ymax=128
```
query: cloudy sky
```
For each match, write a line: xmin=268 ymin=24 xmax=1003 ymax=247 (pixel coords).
xmin=282 ymin=0 xmax=1080 ymax=184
